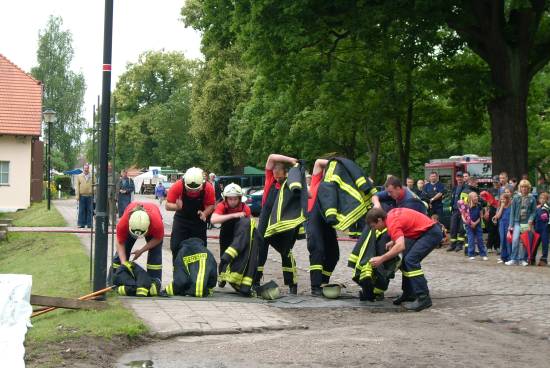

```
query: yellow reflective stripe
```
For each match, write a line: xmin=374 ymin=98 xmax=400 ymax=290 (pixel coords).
xmin=402 ymin=269 xmax=424 ymax=277
xmin=225 ymin=246 xmax=238 ymax=258
xmin=355 ymin=176 xmax=367 ymax=188
xmin=290 ymin=251 xmax=298 ymax=284
xmin=112 ymin=262 xmax=120 ymax=269
xmin=355 ymin=230 xmax=373 ymax=273
xmin=264 ymin=215 xmax=306 ymax=237
xmin=183 ymin=253 xmax=207 ymax=265
xmin=195 ymin=257 xmax=206 ymax=297
xmin=147 ymin=263 xmax=162 ymax=270
xmin=298 ymin=225 xmax=305 ymax=234
xmin=166 ymin=282 xmax=174 ymax=296
xmin=330 ymin=173 xmax=363 ymax=203
xmin=348 ymin=254 xmax=359 ymax=263
xmin=373 ymin=287 xmax=384 ymax=295
xmin=282 ymin=267 xmax=294 ymax=272
xmin=375 ymin=228 xmax=387 ymax=237
xmin=289 ymin=182 xmax=302 ymax=190
xmin=325 ymin=208 xmax=338 ymax=217
xmin=322 ymin=270 xmax=332 ymax=277
xmin=136 ymin=287 xmax=149 ymax=296
xmin=457 ymin=237 xmax=465 ymax=241
xmin=276 ymin=181 xmax=286 ymax=223
xmin=309 ymin=265 xmax=323 ymax=271
xmin=241 ymin=277 xmax=253 ymax=286
xmin=149 ymin=282 xmax=158 ymax=296
xmin=117 ymin=286 xmax=126 ymax=296
xmin=257 ymin=266 xmax=264 ymax=272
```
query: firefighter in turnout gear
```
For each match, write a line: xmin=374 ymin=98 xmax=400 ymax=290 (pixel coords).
xmin=367 ymin=207 xmax=443 ymax=312
xmin=113 ymin=261 xmax=161 ymax=297
xmin=448 ymin=171 xmax=467 ymax=252
xmin=166 ymin=167 xmax=216 ymax=263
xmin=348 ymin=225 xmax=401 ymax=302
xmin=218 ymin=217 xmax=262 ymax=296
xmin=163 ymin=238 xmax=218 ymax=297
xmin=376 ymin=176 xmax=428 ymax=215
xmin=255 ymin=154 xmax=306 ymax=294
xmin=112 ymin=202 xmax=164 ymax=281
xmin=308 ymin=158 xmax=380 ymax=296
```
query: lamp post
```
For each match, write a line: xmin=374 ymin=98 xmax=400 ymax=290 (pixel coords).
xmin=43 ymin=109 xmax=57 ymax=210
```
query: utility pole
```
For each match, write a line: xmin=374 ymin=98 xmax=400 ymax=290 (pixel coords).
xmin=94 ymin=0 xmax=114 ymax=292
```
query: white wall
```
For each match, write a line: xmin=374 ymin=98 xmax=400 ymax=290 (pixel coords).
xmin=0 ymin=136 xmax=31 ymax=212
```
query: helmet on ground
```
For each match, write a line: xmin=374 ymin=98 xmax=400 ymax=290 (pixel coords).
xmin=184 ymin=167 xmax=204 ymax=190
xmin=129 ymin=207 xmax=150 ymax=238
xmin=322 ymin=283 xmax=344 ymax=299
xmin=256 ymin=280 xmax=280 ymax=300
xmin=223 ymin=183 xmax=243 ymax=198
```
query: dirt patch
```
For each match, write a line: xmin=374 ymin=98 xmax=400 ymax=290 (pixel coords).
xmin=25 ymin=334 xmax=157 ymax=368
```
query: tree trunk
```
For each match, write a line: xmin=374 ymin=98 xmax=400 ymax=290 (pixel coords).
xmin=366 ymin=134 xmax=380 ymax=180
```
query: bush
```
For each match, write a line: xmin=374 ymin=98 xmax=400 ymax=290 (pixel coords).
xmin=54 ymin=175 xmax=72 ymax=192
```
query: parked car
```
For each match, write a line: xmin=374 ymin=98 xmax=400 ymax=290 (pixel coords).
xmin=245 ymin=189 xmax=263 ymax=216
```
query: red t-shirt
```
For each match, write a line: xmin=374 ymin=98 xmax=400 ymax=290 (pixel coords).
xmin=214 ymin=201 xmax=251 ymax=217
xmin=166 ymin=179 xmax=216 ymax=209
xmin=117 ymin=202 xmax=164 ymax=244
xmin=386 ymin=208 xmax=435 ymax=241
xmin=307 ymin=172 xmax=324 ymax=212
xmin=262 ymin=169 xmax=282 ymax=206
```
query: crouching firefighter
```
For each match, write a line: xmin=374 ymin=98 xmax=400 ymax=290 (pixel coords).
xmin=348 ymin=225 xmax=400 ymax=301
xmin=112 ymin=202 xmax=164 ymax=283
xmin=163 ymin=238 xmax=218 ymax=297
xmin=308 ymin=157 xmax=379 ymax=296
xmin=255 ymin=154 xmax=307 ymax=294
xmin=218 ymin=217 xmax=262 ymax=296
xmin=113 ymin=261 xmax=161 ymax=297
xmin=366 ymin=207 xmax=443 ymax=312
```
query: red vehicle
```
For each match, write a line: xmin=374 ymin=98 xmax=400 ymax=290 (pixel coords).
xmin=424 ymin=154 xmax=492 ymax=188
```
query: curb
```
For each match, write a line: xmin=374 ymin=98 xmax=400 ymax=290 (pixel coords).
xmin=150 ymin=323 xmax=309 ymax=340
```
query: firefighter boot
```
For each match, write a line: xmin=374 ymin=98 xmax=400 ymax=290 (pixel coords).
xmin=402 ymin=294 xmax=432 ymax=312
xmin=311 ymin=286 xmax=323 ymax=297
xmin=392 ymin=293 xmax=415 ymax=305
xmin=289 ymin=284 xmax=298 ymax=295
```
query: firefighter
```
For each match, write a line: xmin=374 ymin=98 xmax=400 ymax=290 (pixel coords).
xmin=448 ymin=171 xmax=467 ymax=252
xmin=112 ymin=202 xmax=164 ymax=282
xmin=113 ymin=261 xmax=161 ymax=297
xmin=367 ymin=207 xmax=443 ymax=312
xmin=163 ymin=237 xmax=218 ymax=297
xmin=255 ymin=154 xmax=306 ymax=294
xmin=376 ymin=176 xmax=427 ymax=215
xmin=166 ymin=167 xmax=216 ymax=263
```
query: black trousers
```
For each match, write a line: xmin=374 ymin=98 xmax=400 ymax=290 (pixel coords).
xmin=112 ymin=235 xmax=163 ymax=281
xmin=170 ymin=216 xmax=207 ymax=264
xmin=307 ymin=203 xmax=339 ymax=287
xmin=449 ymin=210 xmax=465 ymax=248
xmin=256 ymin=229 xmax=298 ymax=286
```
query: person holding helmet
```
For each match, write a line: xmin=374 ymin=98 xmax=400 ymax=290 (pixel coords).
xmin=112 ymin=202 xmax=165 ymax=282
xmin=166 ymin=167 xmax=216 ymax=262
xmin=211 ymin=183 xmax=251 ymax=259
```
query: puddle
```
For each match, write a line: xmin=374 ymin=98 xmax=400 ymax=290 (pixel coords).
xmin=125 ymin=360 xmax=154 ymax=368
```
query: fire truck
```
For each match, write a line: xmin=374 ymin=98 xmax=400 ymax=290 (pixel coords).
xmin=424 ymin=154 xmax=492 ymax=189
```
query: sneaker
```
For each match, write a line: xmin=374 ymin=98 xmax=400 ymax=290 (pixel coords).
xmin=537 ymin=260 xmax=548 ymax=267
xmin=469 ymin=257 xmax=476 ymax=260
xmin=520 ymin=261 xmax=529 ymax=266
xmin=497 ymin=259 xmax=504 ymax=264
xmin=482 ymin=256 xmax=489 ymax=261
xmin=505 ymin=260 xmax=517 ymax=266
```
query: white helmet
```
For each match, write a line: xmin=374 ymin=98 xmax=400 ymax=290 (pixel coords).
xmin=129 ymin=207 xmax=150 ymax=238
xmin=223 ymin=183 xmax=243 ymax=198
xmin=184 ymin=167 xmax=204 ymax=190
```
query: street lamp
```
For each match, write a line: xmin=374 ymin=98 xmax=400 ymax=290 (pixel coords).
xmin=43 ymin=109 xmax=57 ymax=210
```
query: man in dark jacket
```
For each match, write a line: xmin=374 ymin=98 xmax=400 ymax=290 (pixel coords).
xmin=376 ymin=176 xmax=427 ymax=215
xmin=117 ymin=169 xmax=135 ymax=218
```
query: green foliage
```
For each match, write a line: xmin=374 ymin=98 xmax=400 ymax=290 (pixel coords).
xmin=31 ymin=16 xmax=86 ymax=171
xmin=54 ymin=175 xmax=72 ymax=192
xmin=1 ymin=201 xmax=65 ymax=227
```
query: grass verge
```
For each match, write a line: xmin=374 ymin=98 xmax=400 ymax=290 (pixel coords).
xmin=0 ymin=203 xmax=147 ymax=367
xmin=0 ymin=201 xmax=66 ymax=227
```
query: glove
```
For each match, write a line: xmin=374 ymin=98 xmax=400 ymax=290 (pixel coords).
xmin=121 ymin=261 xmax=135 ymax=278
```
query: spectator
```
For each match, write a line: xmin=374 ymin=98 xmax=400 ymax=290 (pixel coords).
xmin=506 ymin=179 xmax=536 ymax=266
xmin=76 ymin=163 xmax=94 ymax=228
xmin=447 ymin=171 xmax=467 ymax=252
xmin=498 ymin=171 xmax=509 ymax=197
xmin=424 ymin=172 xmax=446 ymax=218
xmin=485 ymin=176 xmax=501 ymax=253
xmin=406 ymin=177 xmax=415 ymax=191
xmin=155 ymin=181 xmax=166 ymax=206
xmin=464 ymin=192 xmax=488 ymax=261
xmin=117 ymin=169 xmax=135 ymax=218
xmin=531 ymin=192 xmax=549 ymax=266
xmin=494 ymin=192 xmax=512 ymax=264
xmin=431 ymin=213 xmax=448 ymax=247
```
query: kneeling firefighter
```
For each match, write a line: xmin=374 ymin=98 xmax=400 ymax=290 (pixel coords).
xmin=163 ymin=238 xmax=218 ymax=297
xmin=348 ymin=225 xmax=400 ymax=301
xmin=113 ymin=261 xmax=160 ymax=297
xmin=218 ymin=217 xmax=262 ymax=296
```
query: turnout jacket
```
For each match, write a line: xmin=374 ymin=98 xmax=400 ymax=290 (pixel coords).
xmin=348 ymin=226 xmax=400 ymax=291
xmin=264 ymin=163 xmax=308 ymax=238
xmin=166 ymin=238 xmax=217 ymax=297
xmin=219 ymin=217 xmax=262 ymax=296
xmin=113 ymin=262 xmax=160 ymax=297
xmin=317 ymin=158 xmax=377 ymax=231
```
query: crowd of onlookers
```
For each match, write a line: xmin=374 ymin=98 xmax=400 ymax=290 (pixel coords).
xmin=405 ymin=171 xmax=549 ymax=267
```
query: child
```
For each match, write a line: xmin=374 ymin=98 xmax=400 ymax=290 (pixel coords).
xmin=531 ymin=192 xmax=549 ymax=266
xmin=493 ymin=192 xmax=512 ymax=263
xmin=464 ymin=192 xmax=488 ymax=260
xmin=431 ymin=213 xmax=448 ymax=247
xmin=506 ymin=180 xmax=536 ymax=266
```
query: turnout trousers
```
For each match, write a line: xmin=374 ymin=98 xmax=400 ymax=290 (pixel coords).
xmin=401 ymin=225 xmax=443 ymax=297
xmin=256 ymin=229 xmax=298 ymax=286
xmin=449 ymin=210 xmax=465 ymax=249
xmin=307 ymin=202 xmax=339 ymax=287
xmin=112 ymin=235 xmax=163 ymax=281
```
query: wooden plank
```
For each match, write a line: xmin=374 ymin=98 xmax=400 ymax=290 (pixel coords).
xmin=30 ymin=294 xmax=106 ymax=310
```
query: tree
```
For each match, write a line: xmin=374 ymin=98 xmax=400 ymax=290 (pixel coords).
xmin=31 ymin=16 xmax=86 ymax=170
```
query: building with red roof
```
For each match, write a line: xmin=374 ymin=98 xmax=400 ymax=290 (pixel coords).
xmin=0 ymin=53 xmax=44 ymax=211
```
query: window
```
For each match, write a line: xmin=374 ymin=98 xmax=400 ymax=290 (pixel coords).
xmin=0 ymin=161 xmax=9 ymax=185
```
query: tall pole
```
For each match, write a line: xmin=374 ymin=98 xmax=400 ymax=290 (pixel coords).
xmin=47 ymin=121 xmax=52 ymax=210
xmin=90 ymin=104 xmax=96 ymax=287
xmin=94 ymin=0 xmax=114 ymax=292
